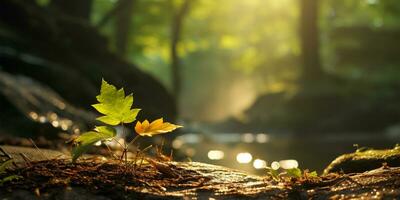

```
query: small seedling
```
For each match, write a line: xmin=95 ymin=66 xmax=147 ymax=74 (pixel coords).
xmin=353 ymin=144 xmax=370 ymax=153
xmin=286 ymin=167 xmax=302 ymax=178
xmin=265 ymin=161 xmax=318 ymax=181
xmin=72 ymin=79 xmax=182 ymax=166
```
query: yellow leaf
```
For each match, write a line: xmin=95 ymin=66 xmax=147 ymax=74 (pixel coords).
xmin=135 ymin=118 xmax=182 ymax=137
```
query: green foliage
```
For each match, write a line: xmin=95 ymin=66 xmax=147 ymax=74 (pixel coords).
xmin=0 ymin=175 xmax=21 ymax=185
xmin=72 ymin=79 xmax=139 ymax=162
xmin=286 ymin=167 xmax=302 ymax=178
xmin=308 ymin=171 xmax=318 ymax=178
xmin=76 ymin=126 xmax=116 ymax=144
xmin=72 ymin=143 xmax=94 ymax=163
xmin=71 ymin=79 xmax=181 ymax=163
xmin=266 ymin=165 xmax=318 ymax=181
xmin=72 ymin=79 xmax=141 ymax=162
xmin=92 ymin=0 xmax=300 ymax=121
xmin=0 ymin=159 xmax=21 ymax=186
xmin=35 ymin=0 xmax=50 ymax=7
xmin=90 ymin=0 xmax=400 ymax=124
xmin=72 ymin=126 xmax=116 ymax=162
xmin=92 ymin=79 xmax=140 ymax=125
xmin=265 ymin=167 xmax=280 ymax=181
xmin=0 ymin=159 xmax=13 ymax=173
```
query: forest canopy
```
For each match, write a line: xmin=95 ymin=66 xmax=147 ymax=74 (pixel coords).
xmin=4 ymin=0 xmax=400 ymax=132
xmin=87 ymin=0 xmax=400 ymax=125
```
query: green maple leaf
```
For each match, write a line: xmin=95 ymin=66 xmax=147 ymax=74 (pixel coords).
xmin=72 ymin=126 xmax=116 ymax=162
xmin=92 ymin=79 xmax=141 ymax=125
xmin=75 ymin=126 xmax=116 ymax=145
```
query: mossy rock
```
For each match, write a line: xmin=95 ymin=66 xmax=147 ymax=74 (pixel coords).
xmin=324 ymin=146 xmax=400 ymax=174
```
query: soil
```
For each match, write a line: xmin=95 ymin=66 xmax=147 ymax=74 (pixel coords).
xmin=1 ymin=159 xmax=210 ymax=199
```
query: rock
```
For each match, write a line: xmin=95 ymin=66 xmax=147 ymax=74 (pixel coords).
xmin=0 ymin=145 xmax=69 ymax=164
xmin=324 ymin=146 xmax=400 ymax=174
xmin=238 ymin=75 xmax=400 ymax=133
xmin=0 ymin=0 xmax=176 ymax=137
xmin=0 ymin=71 xmax=95 ymax=137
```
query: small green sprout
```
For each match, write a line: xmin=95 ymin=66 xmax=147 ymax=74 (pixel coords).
xmin=265 ymin=161 xmax=318 ymax=181
xmin=265 ymin=167 xmax=280 ymax=181
xmin=353 ymin=144 xmax=371 ymax=153
xmin=71 ymin=79 xmax=182 ymax=163
xmin=286 ymin=167 xmax=302 ymax=178
xmin=307 ymin=170 xmax=318 ymax=178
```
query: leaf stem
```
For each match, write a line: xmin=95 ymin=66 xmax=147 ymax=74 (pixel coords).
xmin=92 ymin=131 xmax=117 ymax=159
xmin=111 ymin=137 xmax=124 ymax=149
xmin=120 ymin=123 xmax=132 ymax=165
xmin=104 ymin=143 xmax=117 ymax=159
xmin=127 ymin=135 xmax=140 ymax=149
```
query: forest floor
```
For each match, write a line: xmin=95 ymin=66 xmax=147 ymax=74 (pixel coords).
xmin=1 ymin=146 xmax=400 ymax=199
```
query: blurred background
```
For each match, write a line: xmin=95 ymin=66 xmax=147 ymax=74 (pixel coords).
xmin=1 ymin=0 xmax=400 ymax=174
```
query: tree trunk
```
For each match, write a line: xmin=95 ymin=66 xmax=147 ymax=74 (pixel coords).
xmin=170 ymin=0 xmax=190 ymax=104
xmin=299 ymin=0 xmax=323 ymax=83
xmin=115 ymin=0 xmax=136 ymax=56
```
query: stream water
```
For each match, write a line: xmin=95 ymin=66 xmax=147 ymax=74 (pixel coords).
xmin=1 ymin=71 xmax=398 ymax=175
